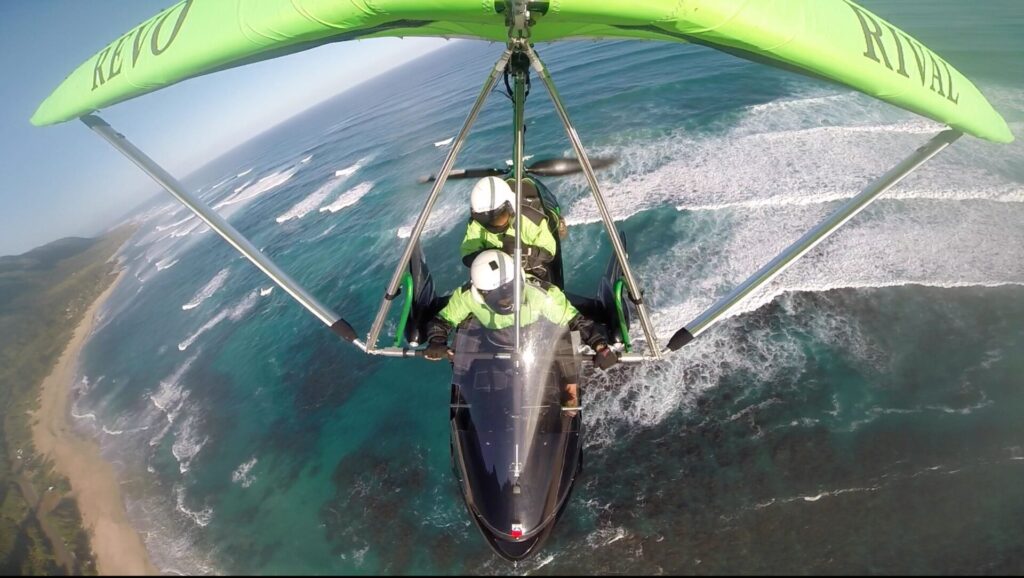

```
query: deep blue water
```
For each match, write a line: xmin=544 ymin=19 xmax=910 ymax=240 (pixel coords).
xmin=73 ymin=1 xmax=1024 ymax=574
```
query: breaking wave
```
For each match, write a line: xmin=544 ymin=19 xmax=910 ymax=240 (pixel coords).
xmin=333 ymin=157 xmax=369 ymax=179
xmin=148 ymin=354 xmax=200 ymax=448
xmin=231 ymin=457 xmax=258 ymax=488
xmin=561 ymin=91 xmax=1023 ymax=226
xmin=178 ymin=291 xmax=262 ymax=351
xmin=576 ymin=88 xmax=1024 ymax=442
xmin=181 ymin=268 xmax=230 ymax=311
xmin=155 ymin=216 xmax=195 ymax=232
xmin=174 ymin=485 xmax=213 ymax=527
xmin=171 ymin=414 xmax=208 ymax=474
xmin=215 ymin=168 xmax=298 ymax=209
xmin=276 ymin=173 xmax=350 ymax=223
xmin=155 ymin=258 xmax=179 ymax=271
xmin=319 ymin=181 xmax=374 ymax=213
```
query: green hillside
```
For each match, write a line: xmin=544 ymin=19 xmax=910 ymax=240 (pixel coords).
xmin=0 ymin=227 xmax=133 ymax=575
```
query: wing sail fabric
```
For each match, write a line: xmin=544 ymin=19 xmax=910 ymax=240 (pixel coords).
xmin=32 ymin=0 xmax=1012 ymax=143
xmin=30 ymin=0 xmax=500 ymax=127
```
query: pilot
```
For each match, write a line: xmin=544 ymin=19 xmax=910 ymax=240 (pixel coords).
xmin=424 ymin=250 xmax=618 ymax=414
xmin=460 ymin=176 xmax=558 ymax=282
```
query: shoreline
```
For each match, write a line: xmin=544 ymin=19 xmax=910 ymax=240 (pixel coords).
xmin=31 ymin=271 xmax=159 ymax=576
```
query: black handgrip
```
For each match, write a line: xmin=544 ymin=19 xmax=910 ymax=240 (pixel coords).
xmin=330 ymin=318 xmax=358 ymax=342
xmin=667 ymin=327 xmax=695 ymax=351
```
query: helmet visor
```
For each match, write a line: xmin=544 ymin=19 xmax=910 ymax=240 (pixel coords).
xmin=480 ymin=280 xmax=519 ymax=314
xmin=473 ymin=202 xmax=513 ymax=234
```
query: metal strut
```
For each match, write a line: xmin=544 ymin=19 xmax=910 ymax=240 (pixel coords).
xmin=510 ymin=44 xmax=529 ymax=357
xmin=667 ymin=128 xmax=963 ymax=351
xmin=82 ymin=114 xmax=367 ymax=352
xmin=525 ymin=45 xmax=663 ymax=360
xmin=364 ymin=48 xmax=514 ymax=352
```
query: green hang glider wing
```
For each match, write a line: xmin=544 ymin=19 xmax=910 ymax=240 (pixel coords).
xmin=32 ymin=0 xmax=1012 ymax=143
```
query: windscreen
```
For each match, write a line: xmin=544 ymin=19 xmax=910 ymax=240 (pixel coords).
xmin=449 ymin=319 xmax=582 ymax=539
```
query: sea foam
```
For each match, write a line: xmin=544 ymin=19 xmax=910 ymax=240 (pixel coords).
xmin=231 ymin=457 xmax=258 ymax=488
xmin=171 ymin=414 xmax=208 ymax=474
xmin=276 ymin=173 xmax=350 ymax=223
xmin=181 ymin=268 xmax=230 ymax=311
xmin=319 ymin=181 xmax=374 ymax=213
xmin=178 ymin=291 xmax=261 ymax=351
xmin=576 ymin=88 xmax=1024 ymax=444
xmin=215 ymin=168 xmax=298 ymax=209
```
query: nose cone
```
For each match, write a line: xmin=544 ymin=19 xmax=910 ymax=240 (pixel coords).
xmin=479 ymin=523 xmax=554 ymax=562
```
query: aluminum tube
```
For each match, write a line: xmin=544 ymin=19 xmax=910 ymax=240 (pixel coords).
xmin=527 ymin=47 xmax=662 ymax=359
xmin=82 ymin=114 xmax=367 ymax=352
xmin=365 ymin=49 xmax=513 ymax=351
xmin=679 ymin=129 xmax=962 ymax=344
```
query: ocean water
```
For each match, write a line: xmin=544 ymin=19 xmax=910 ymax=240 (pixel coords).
xmin=73 ymin=1 xmax=1024 ymax=574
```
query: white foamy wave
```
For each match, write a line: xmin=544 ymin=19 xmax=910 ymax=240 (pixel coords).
xmin=585 ymin=202 xmax=1023 ymax=442
xmin=150 ymin=355 xmax=198 ymax=418
xmin=148 ymin=354 xmax=200 ymax=447
xmin=232 ymin=179 xmax=254 ymax=194
xmin=533 ymin=555 xmax=555 ymax=570
xmin=178 ymin=291 xmax=261 ymax=351
xmin=174 ymin=485 xmax=213 ymax=527
xmin=169 ymin=219 xmax=208 ymax=238
xmin=215 ymin=168 xmax=298 ymax=209
xmin=209 ymin=176 xmax=234 ymax=191
xmin=171 ymin=415 xmax=208 ymax=474
xmin=505 ymin=154 xmax=534 ymax=167
xmin=127 ymin=202 xmax=184 ymax=228
xmin=71 ymin=410 xmax=98 ymax=422
xmin=155 ymin=258 xmax=179 ymax=271
xmin=276 ymin=173 xmax=351 ymax=223
xmin=182 ymin=268 xmax=230 ymax=311
xmin=333 ymin=157 xmax=369 ymax=178
xmin=641 ymin=199 xmax=1024 ymax=331
xmin=585 ymin=320 xmax=808 ymax=447
xmin=585 ymin=526 xmax=630 ymax=549
xmin=260 ymin=287 xmax=274 ymax=296
xmin=561 ymin=89 xmax=1024 ymax=226
xmin=155 ymin=216 xmax=195 ymax=232
xmin=584 ymin=199 xmax=1024 ymax=442
xmin=236 ymin=168 xmax=253 ymax=177
xmin=125 ymin=493 xmax=220 ymax=575
xmin=434 ymin=137 xmax=454 ymax=148
xmin=300 ymin=155 xmax=313 ymax=164
xmin=395 ymin=194 xmax=468 ymax=239
xmin=319 ymin=181 xmax=374 ymax=213
xmin=231 ymin=457 xmax=258 ymax=488
xmin=102 ymin=425 xmax=150 ymax=436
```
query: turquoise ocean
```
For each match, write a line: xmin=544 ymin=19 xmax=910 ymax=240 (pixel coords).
xmin=73 ymin=1 xmax=1024 ymax=573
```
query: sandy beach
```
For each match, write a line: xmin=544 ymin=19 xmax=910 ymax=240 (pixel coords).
xmin=32 ymin=272 xmax=159 ymax=576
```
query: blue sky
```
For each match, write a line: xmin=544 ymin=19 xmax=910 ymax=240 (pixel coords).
xmin=0 ymin=1 xmax=448 ymax=256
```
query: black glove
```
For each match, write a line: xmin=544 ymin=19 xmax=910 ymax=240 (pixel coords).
xmin=424 ymin=341 xmax=449 ymax=361
xmin=501 ymin=235 xmax=519 ymax=255
xmin=594 ymin=345 xmax=618 ymax=370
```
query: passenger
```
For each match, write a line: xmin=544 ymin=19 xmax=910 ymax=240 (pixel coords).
xmin=460 ymin=176 xmax=558 ymax=282
xmin=424 ymin=250 xmax=618 ymax=415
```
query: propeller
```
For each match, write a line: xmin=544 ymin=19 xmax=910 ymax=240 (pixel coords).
xmin=417 ymin=156 xmax=616 ymax=184
xmin=525 ymin=156 xmax=616 ymax=176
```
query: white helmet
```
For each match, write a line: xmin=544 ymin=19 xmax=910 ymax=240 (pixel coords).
xmin=470 ymin=250 xmax=522 ymax=313
xmin=470 ymin=177 xmax=515 ymax=231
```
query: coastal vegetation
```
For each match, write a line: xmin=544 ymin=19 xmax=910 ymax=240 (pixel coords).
xmin=0 ymin=227 xmax=132 ymax=575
